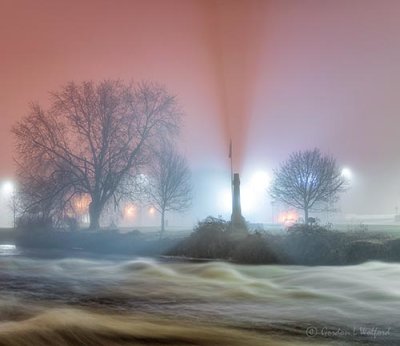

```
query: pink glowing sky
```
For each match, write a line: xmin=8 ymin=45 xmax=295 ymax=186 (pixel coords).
xmin=2 ymin=0 xmax=400 ymax=216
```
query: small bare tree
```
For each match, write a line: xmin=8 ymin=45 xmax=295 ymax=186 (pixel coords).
xmin=270 ymin=148 xmax=346 ymax=224
xmin=13 ymin=80 xmax=180 ymax=230
xmin=146 ymin=144 xmax=192 ymax=238
xmin=8 ymin=187 xmax=18 ymax=229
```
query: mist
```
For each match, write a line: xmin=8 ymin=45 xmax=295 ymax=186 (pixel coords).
xmin=1 ymin=1 xmax=400 ymax=224
xmin=1 ymin=1 xmax=400 ymax=345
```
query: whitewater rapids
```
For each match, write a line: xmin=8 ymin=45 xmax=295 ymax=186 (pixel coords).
xmin=0 ymin=251 xmax=398 ymax=345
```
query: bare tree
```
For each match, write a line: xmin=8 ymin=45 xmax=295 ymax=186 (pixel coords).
xmin=8 ymin=188 xmax=18 ymax=229
xmin=13 ymin=80 xmax=180 ymax=230
xmin=145 ymin=144 xmax=192 ymax=238
xmin=270 ymin=148 xmax=347 ymax=224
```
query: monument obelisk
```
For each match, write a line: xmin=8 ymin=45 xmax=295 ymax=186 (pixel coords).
xmin=229 ymin=141 xmax=247 ymax=234
xmin=231 ymin=173 xmax=245 ymax=224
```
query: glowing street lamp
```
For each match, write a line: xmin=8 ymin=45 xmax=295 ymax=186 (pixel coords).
xmin=250 ymin=171 xmax=271 ymax=189
xmin=2 ymin=181 xmax=15 ymax=196
xmin=217 ymin=170 xmax=271 ymax=219
xmin=124 ymin=205 xmax=136 ymax=219
xmin=242 ymin=170 xmax=271 ymax=216
xmin=1 ymin=180 xmax=16 ymax=228
xmin=341 ymin=167 xmax=353 ymax=180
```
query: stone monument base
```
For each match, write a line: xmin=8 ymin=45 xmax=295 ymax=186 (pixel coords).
xmin=229 ymin=218 xmax=248 ymax=237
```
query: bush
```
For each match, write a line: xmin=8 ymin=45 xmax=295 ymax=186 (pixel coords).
xmin=385 ymin=238 xmax=400 ymax=262
xmin=167 ymin=216 xmax=233 ymax=259
xmin=16 ymin=214 xmax=54 ymax=233
xmin=287 ymin=223 xmax=327 ymax=234
xmin=170 ymin=220 xmax=398 ymax=265
xmin=231 ymin=233 xmax=280 ymax=264
xmin=281 ymin=225 xmax=348 ymax=265
xmin=62 ymin=217 xmax=80 ymax=232
xmin=346 ymin=240 xmax=385 ymax=264
xmin=168 ymin=217 xmax=279 ymax=263
xmin=195 ymin=216 xmax=229 ymax=233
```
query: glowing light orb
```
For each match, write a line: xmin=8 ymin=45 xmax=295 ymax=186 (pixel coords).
xmin=149 ymin=207 xmax=156 ymax=215
xmin=241 ymin=170 xmax=270 ymax=215
xmin=341 ymin=167 xmax=352 ymax=180
xmin=217 ymin=170 xmax=271 ymax=217
xmin=278 ymin=210 xmax=299 ymax=227
xmin=124 ymin=205 xmax=136 ymax=218
xmin=241 ymin=186 xmax=255 ymax=214
xmin=73 ymin=195 xmax=91 ymax=214
xmin=250 ymin=171 xmax=271 ymax=189
xmin=2 ymin=181 xmax=15 ymax=196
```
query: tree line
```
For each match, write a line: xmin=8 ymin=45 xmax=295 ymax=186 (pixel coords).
xmin=13 ymin=79 xmax=348 ymax=233
xmin=13 ymin=80 xmax=192 ymax=233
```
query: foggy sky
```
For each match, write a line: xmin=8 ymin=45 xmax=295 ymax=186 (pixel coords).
xmin=2 ymin=0 xmax=400 ymax=219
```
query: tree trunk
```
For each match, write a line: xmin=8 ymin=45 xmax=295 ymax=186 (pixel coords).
xmin=304 ymin=208 xmax=309 ymax=225
xmin=160 ymin=209 xmax=165 ymax=240
xmin=89 ymin=201 xmax=102 ymax=231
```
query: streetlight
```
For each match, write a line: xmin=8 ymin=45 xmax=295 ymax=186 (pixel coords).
xmin=1 ymin=181 xmax=16 ymax=228
xmin=250 ymin=171 xmax=271 ymax=189
xmin=2 ymin=181 xmax=15 ymax=196
xmin=341 ymin=167 xmax=353 ymax=180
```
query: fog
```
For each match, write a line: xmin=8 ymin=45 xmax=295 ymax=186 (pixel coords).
xmin=1 ymin=3 xmax=400 ymax=345
xmin=2 ymin=1 xmax=400 ymax=226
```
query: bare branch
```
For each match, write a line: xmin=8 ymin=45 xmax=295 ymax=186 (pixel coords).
xmin=270 ymin=148 xmax=348 ymax=224
xmin=13 ymin=80 xmax=181 ymax=230
xmin=144 ymin=141 xmax=192 ymax=236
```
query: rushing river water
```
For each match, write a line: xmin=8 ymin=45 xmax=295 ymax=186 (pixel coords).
xmin=0 ymin=244 xmax=398 ymax=345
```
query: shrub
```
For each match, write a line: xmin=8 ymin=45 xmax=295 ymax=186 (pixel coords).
xmin=231 ymin=233 xmax=280 ymax=264
xmin=385 ymin=238 xmax=400 ymax=262
xmin=195 ymin=216 xmax=229 ymax=233
xmin=346 ymin=240 xmax=385 ymax=264
xmin=62 ymin=217 xmax=80 ymax=232
xmin=16 ymin=214 xmax=54 ymax=233
xmin=281 ymin=225 xmax=348 ymax=265
xmin=168 ymin=218 xmax=280 ymax=263
xmin=167 ymin=216 xmax=233 ymax=259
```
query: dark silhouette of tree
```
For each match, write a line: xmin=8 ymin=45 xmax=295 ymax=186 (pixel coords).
xmin=270 ymin=148 xmax=346 ymax=224
xmin=13 ymin=80 xmax=180 ymax=230
xmin=146 ymin=144 xmax=192 ymax=238
xmin=8 ymin=187 xmax=18 ymax=229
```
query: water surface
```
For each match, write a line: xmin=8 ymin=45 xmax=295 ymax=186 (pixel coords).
xmin=0 ymin=247 xmax=398 ymax=345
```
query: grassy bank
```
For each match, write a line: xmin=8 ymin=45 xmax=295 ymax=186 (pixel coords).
xmin=15 ymin=229 xmax=182 ymax=257
xmin=167 ymin=217 xmax=400 ymax=265
xmin=12 ymin=218 xmax=400 ymax=265
xmin=0 ymin=228 xmax=16 ymax=243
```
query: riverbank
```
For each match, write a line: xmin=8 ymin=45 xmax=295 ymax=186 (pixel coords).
xmin=14 ymin=229 xmax=183 ymax=257
xmin=9 ymin=221 xmax=400 ymax=265
xmin=168 ymin=220 xmax=400 ymax=265
xmin=0 ymin=228 xmax=16 ymax=243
